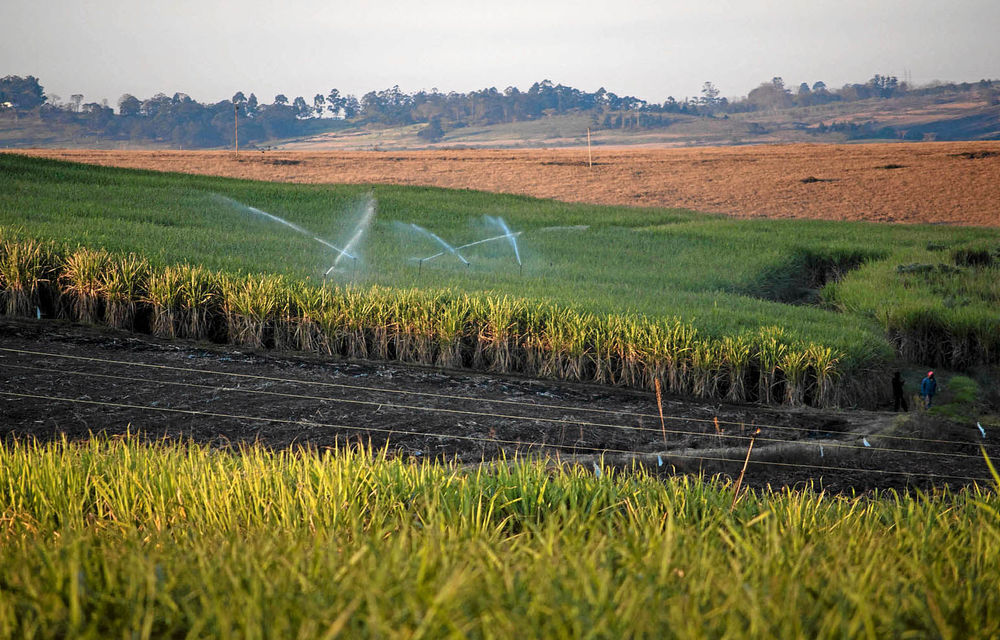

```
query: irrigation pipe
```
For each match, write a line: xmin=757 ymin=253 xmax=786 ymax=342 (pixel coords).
xmin=0 ymin=347 xmax=985 ymax=449
xmin=1 ymin=362 xmax=989 ymax=462
xmin=0 ymin=390 xmax=992 ymax=484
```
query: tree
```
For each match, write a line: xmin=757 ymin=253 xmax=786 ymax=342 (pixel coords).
xmin=80 ymin=102 xmax=113 ymax=129
xmin=117 ymin=94 xmax=141 ymax=116
xmin=417 ymin=115 xmax=445 ymax=142
xmin=793 ymin=82 xmax=813 ymax=106
xmin=326 ymin=88 xmax=342 ymax=117
xmin=292 ymin=96 xmax=310 ymax=118
xmin=343 ymin=95 xmax=359 ymax=119
xmin=273 ymin=94 xmax=288 ymax=106
xmin=0 ymin=75 xmax=46 ymax=110
xmin=246 ymin=93 xmax=258 ymax=117
xmin=142 ymin=93 xmax=170 ymax=118
xmin=313 ymin=93 xmax=325 ymax=117
xmin=747 ymin=78 xmax=792 ymax=110
xmin=700 ymin=82 xmax=721 ymax=107
xmin=360 ymin=91 xmax=380 ymax=119
xmin=70 ymin=94 xmax=84 ymax=112
xmin=868 ymin=74 xmax=899 ymax=98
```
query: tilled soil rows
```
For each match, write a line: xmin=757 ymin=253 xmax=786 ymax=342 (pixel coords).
xmin=9 ymin=142 xmax=1000 ymax=226
xmin=1 ymin=319 xmax=993 ymax=492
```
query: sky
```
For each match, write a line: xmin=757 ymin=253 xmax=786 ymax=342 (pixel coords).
xmin=2 ymin=0 xmax=998 ymax=108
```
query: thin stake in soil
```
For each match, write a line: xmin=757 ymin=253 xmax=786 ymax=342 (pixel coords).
xmin=654 ymin=378 xmax=667 ymax=446
xmin=730 ymin=428 xmax=761 ymax=511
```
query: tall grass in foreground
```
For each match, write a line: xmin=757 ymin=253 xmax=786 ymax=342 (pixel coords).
xmin=0 ymin=436 xmax=998 ymax=639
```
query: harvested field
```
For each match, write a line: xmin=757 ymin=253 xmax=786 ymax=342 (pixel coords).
xmin=9 ymin=142 xmax=1000 ymax=226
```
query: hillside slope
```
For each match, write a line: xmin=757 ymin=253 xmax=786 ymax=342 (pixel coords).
xmin=277 ymin=97 xmax=1000 ymax=151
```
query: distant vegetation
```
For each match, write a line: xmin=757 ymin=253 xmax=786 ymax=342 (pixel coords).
xmin=2 ymin=73 xmax=999 ymax=148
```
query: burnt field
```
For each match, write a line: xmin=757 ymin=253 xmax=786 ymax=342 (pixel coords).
xmin=1 ymin=318 xmax=993 ymax=493
xmin=10 ymin=141 xmax=1000 ymax=226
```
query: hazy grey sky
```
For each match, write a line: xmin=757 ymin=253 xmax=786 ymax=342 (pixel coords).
xmin=2 ymin=0 xmax=998 ymax=108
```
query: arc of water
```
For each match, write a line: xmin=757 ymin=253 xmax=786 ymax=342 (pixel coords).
xmin=459 ymin=231 xmax=522 ymax=252
xmin=415 ymin=232 xmax=522 ymax=264
xmin=536 ymin=225 xmax=589 ymax=232
xmin=410 ymin=223 xmax=469 ymax=265
xmin=414 ymin=251 xmax=446 ymax=263
xmin=325 ymin=197 xmax=375 ymax=275
xmin=216 ymin=194 xmax=354 ymax=260
xmin=314 ymin=237 xmax=355 ymax=259
xmin=487 ymin=216 xmax=522 ymax=266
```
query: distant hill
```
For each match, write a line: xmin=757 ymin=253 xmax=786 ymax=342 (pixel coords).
xmin=279 ymin=94 xmax=1000 ymax=151
xmin=2 ymin=74 xmax=998 ymax=150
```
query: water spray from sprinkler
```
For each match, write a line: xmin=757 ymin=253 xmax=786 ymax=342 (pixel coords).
xmin=325 ymin=195 xmax=376 ymax=276
xmin=216 ymin=194 xmax=355 ymax=265
xmin=486 ymin=216 xmax=522 ymax=267
xmin=412 ymin=231 xmax=521 ymax=270
xmin=411 ymin=217 xmax=526 ymax=274
xmin=409 ymin=223 xmax=470 ymax=266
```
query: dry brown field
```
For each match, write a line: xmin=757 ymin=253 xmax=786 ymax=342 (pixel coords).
xmin=11 ymin=142 xmax=1000 ymax=226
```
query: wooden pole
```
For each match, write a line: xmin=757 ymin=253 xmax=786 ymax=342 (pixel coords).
xmin=730 ymin=428 xmax=760 ymax=511
xmin=234 ymin=103 xmax=239 ymax=157
xmin=654 ymin=378 xmax=667 ymax=446
xmin=587 ymin=128 xmax=593 ymax=168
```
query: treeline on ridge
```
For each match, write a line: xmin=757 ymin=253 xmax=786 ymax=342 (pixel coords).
xmin=2 ymin=73 xmax=999 ymax=148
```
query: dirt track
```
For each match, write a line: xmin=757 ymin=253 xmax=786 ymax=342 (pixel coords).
xmin=10 ymin=142 xmax=1000 ymax=226
xmin=1 ymin=318 xmax=993 ymax=492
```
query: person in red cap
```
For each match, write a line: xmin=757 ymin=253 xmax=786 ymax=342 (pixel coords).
xmin=920 ymin=371 xmax=937 ymax=409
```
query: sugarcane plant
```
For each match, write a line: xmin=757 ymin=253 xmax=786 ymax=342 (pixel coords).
xmin=0 ymin=236 xmax=860 ymax=407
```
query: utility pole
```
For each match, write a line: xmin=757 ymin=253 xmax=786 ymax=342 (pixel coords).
xmin=234 ymin=103 xmax=239 ymax=157
xmin=587 ymin=128 xmax=593 ymax=168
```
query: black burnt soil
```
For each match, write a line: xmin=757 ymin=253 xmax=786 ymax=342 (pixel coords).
xmin=1 ymin=318 xmax=993 ymax=493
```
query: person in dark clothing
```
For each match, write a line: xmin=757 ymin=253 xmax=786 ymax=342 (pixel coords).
xmin=891 ymin=372 xmax=908 ymax=412
xmin=920 ymin=371 xmax=937 ymax=409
